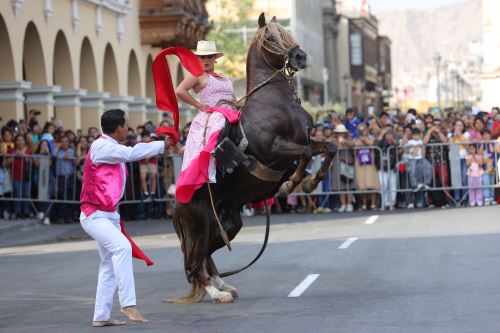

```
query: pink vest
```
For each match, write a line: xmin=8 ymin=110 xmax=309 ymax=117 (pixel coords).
xmin=80 ymin=141 xmax=125 ymax=216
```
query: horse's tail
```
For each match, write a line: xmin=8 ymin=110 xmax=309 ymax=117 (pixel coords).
xmin=172 ymin=199 xmax=210 ymax=284
xmin=165 ymin=278 xmax=207 ymax=304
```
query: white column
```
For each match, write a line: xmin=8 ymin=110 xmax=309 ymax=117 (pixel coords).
xmin=24 ymin=85 xmax=62 ymax=124
xmin=0 ymin=81 xmax=31 ymax=124
xmin=54 ymin=89 xmax=87 ymax=130
xmin=103 ymin=95 xmax=134 ymax=112
xmin=81 ymin=92 xmax=110 ymax=132
xmin=128 ymin=98 xmax=150 ymax=128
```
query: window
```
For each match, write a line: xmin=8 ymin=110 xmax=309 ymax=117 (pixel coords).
xmin=350 ymin=32 xmax=363 ymax=66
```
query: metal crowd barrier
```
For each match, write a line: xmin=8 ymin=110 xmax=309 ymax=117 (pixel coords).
xmin=0 ymin=152 xmax=182 ymax=222
xmin=293 ymin=140 xmax=500 ymax=211
xmin=1 ymin=139 xmax=499 ymax=221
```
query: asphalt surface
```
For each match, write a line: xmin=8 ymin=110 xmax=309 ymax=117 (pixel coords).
xmin=1 ymin=206 xmax=500 ymax=332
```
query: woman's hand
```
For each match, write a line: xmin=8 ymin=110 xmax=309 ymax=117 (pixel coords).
xmin=199 ymin=104 xmax=209 ymax=112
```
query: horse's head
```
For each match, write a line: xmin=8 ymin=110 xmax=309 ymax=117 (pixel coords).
xmin=254 ymin=13 xmax=307 ymax=72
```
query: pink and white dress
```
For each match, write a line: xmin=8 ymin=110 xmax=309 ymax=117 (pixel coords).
xmin=176 ymin=74 xmax=240 ymax=203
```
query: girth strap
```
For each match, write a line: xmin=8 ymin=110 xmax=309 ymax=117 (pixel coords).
xmin=249 ymin=161 xmax=285 ymax=182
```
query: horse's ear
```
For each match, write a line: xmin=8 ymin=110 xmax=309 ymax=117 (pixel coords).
xmin=258 ymin=13 xmax=266 ymax=28
xmin=271 ymin=16 xmax=277 ymax=23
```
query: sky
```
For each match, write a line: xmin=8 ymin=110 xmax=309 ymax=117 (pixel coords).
xmin=370 ymin=0 xmax=465 ymax=13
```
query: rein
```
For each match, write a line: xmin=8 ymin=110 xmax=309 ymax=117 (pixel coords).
xmin=220 ymin=199 xmax=271 ymax=278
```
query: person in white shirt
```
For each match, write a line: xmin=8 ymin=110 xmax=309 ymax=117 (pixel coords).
xmin=405 ymin=128 xmax=432 ymax=207
xmin=79 ymin=109 xmax=171 ymax=327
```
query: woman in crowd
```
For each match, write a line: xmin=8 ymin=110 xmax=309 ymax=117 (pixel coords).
xmin=468 ymin=117 xmax=485 ymax=142
xmin=331 ymin=124 xmax=355 ymax=212
xmin=448 ymin=119 xmax=470 ymax=204
xmin=354 ymin=124 xmax=380 ymax=211
xmin=4 ymin=134 xmax=32 ymax=218
xmin=33 ymin=140 xmax=53 ymax=225
xmin=479 ymin=129 xmax=498 ymax=205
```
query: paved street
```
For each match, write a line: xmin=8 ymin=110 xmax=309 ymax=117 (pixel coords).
xmin=2 ymin=206 xmax=500 ymax=332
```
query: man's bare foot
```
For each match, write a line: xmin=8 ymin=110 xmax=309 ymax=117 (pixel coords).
xmin=92 ymin=318 xmax=126 ymax=327
xmin=120 ymin=306 xmax=148 ymax=323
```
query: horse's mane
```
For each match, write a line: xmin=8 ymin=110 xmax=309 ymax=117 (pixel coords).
xmin=252 ymin=22 xmax=297 ymax=56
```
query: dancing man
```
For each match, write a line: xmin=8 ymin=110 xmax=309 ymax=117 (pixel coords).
xmin=79 ymin=109 xmax=171 ymax=327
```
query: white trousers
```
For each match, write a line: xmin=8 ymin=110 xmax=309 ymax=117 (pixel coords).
xmin=80 ymin=211 xmax=136 ymax=321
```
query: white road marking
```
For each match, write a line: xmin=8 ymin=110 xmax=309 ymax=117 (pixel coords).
xmin=338 ymin=237 xmax=358 ymax=249
xmin=288 ymin=274 xmax=320 ymax=297
xmin=365 ymin=215 xmax=379 ymax=225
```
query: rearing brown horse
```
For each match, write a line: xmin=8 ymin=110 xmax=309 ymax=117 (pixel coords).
xmin=170 ymin=13 xmax=336 ymax=304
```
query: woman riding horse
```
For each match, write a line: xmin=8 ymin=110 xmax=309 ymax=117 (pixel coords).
xmin=169 ymin=14 xmax=335 ymax=304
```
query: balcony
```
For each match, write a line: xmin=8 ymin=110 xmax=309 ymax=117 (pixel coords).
xmin=139 ymin=0 xmax=211 ymax=49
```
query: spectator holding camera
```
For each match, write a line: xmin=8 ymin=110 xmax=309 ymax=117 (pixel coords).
xmin=424 ymin=116 xmax=450 ymax=203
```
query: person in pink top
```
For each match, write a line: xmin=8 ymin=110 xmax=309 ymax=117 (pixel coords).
xmin=79 ymin=109 xmax=171 ymax=327
xmin=174 ymin=40 xmax=240 ymax=203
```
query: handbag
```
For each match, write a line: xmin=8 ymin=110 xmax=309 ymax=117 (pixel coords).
xmin=339 ymin=161 xmax=354 ymax=180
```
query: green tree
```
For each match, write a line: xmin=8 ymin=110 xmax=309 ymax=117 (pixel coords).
xmin=207 ymin=0 xmax=254 ymax=78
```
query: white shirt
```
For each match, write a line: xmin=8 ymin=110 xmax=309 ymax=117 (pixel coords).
xmin=406 ymin=139 xmax=424 ymax=159
xmin=90 ymin=134 xmax=165 ymax=197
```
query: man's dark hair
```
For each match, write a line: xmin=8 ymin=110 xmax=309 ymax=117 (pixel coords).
xmin=412 ymin=128 xmax=421 ymax=135
xmin=101 ymin=109 xmax=126 ymax=134
xmin=408 ymin=108 xmax=417 ymax=116
xmin=346 ymin=108 xmax=355 ymax=115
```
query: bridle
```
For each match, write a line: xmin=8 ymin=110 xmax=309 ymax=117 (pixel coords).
xmin=233 ymin=43 xmax=302 ymax=107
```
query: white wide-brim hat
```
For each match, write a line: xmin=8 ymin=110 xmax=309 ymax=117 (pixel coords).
xmin=193 ymin=40 xmax=224 ymax=58
xmin=334 ymin=124 xmax=348 ymax=133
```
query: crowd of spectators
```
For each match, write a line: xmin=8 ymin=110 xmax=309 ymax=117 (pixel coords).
xmin=1 ymin=105 xmax=500 ymax=223
xmin=277 ymin=105 xmax=500 ymax=215
xmin=0 ymin=110 xmax=190 ymax=224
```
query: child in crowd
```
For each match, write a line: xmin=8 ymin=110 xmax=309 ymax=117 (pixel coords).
xmin=139 ymin=130 xmax=159 ymax=200
xmin=479 ymin=129 xmax=498 ymax=205
xmin=466 ymin=144 xmax=483 ymax=206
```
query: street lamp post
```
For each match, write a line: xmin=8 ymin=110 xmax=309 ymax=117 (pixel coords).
xmin=322 ymin=67 xmax=329 ymax=111
xmin=433 ymin=52 xmax=442 ymax=111
xmin=342 ymin=74 xmax=350 ymax=110
xmin=443 ymin=62 xmax=449 ymax=107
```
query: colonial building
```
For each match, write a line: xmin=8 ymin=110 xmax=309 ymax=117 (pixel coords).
xmin=333 ymin=2 xmax=392 ymax=115
xmin=0 ymin=0 xmax=209 ymax=131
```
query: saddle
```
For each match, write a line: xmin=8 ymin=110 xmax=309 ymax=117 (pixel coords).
xmin=212 ymin=122 xmax=256 ymax=176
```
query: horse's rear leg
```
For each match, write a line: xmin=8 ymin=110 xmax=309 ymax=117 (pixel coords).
xmin=207 ymin=256 xmax=239 ymax=299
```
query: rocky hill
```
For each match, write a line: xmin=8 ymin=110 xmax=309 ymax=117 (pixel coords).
xmin=376 ymin=0 xmax=482 ymax=83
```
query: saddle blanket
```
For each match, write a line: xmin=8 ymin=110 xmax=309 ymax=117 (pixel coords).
xmin=176 ymin=106 xmax=240 ymax=203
